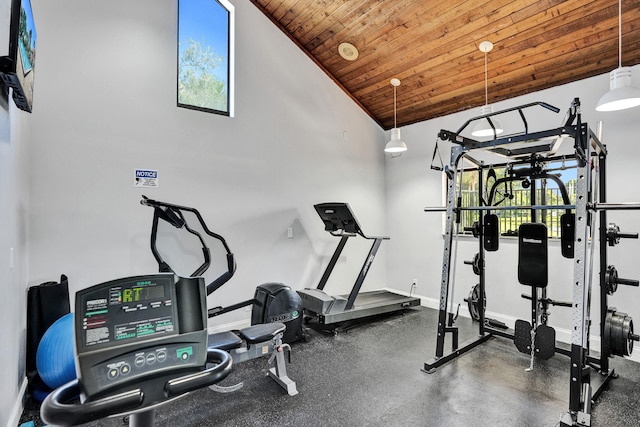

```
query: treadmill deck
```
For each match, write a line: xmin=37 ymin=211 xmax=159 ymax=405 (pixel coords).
xmin=301 ymin=289 xmax=420 ymax=325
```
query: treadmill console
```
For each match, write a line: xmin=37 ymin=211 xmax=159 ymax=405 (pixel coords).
xmin=75 ymin=274 xmax=208 ymax=400
xmin=314 ymin=202 xmax=362 ymax=234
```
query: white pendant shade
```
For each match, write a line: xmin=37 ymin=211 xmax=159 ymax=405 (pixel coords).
xmin=596 ymin=0 xmax=640 ymax=112
xmin=596 ymin=67 xmax=640 ymax=112
xmin=385 ymin=128 xmax=407 ymax=153
xmin=471 ymin=105 xmax=504 ymax=137
xmin=385 ymin=78 xmax=407 ymax=153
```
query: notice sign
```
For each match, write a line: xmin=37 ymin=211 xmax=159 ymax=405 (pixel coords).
xmin=134 ymin=169 xmax=158 ymax=188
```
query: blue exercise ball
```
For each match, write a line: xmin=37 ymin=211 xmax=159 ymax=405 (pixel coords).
xmin=36 ymin=312 xmax=76 ymax=389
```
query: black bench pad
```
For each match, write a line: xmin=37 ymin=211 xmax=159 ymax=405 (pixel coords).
xmin=239 ymin=322 xmax=286 ymax=344
xmin=208 ymin=331 xmax=243 ymax=351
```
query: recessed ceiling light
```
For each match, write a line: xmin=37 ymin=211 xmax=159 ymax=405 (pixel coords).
xmin=338 ymin=42 xmax=359 ymax=61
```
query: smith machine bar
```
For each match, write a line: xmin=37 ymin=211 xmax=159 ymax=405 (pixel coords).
xmin=423 ymin=98 xmax=640 ymax=427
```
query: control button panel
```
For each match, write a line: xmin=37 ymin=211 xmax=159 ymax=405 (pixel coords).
xmin=89 ymin=343 xmax=200 ymax=390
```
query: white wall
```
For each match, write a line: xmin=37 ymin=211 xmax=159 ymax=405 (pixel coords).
xmin=26 ymin=0 xmax=386 ymax=333
xmin=0 ymin=1 xmax=33 ymax=426
xmin=0 ymin=106 xmax=32 ymax=427
xmin=2 ymin=1 xmax=389 ymax=423
xmin=0 ymin=67 xmax=30 ymax=427
xmin=385 ymin=65 xmax=640 ymax=362
xmin=4 ymin=1 xmax=640 ymax=425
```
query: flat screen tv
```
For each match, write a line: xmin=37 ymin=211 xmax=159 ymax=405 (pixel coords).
xmin=0 ymin=0 xmax=37 ymax=113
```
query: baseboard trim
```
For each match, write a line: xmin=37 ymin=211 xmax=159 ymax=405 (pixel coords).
xmin=7 ymin=377 xmax=28 ymax=427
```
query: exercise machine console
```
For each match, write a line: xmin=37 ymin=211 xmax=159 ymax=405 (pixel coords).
xmin=40 ymin=274 xmax=232 ymax=426
xmin=298 ymin=202 xmax=420 ymax=327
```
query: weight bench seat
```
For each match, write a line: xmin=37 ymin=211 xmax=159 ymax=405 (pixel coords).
xmin=239 ymin=323 xmax=286 ymax=344
xmin=208 ymin=331 xmax=243 ymax=351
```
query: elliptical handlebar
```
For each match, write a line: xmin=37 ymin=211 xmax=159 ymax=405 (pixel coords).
xmin=140 ymin=196 xmax=237 ymax=295
xmin=141 ymin=196 xmax=233 ymax=252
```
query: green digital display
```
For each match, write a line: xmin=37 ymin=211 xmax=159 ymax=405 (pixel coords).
xmin=79 ymin=275 xmax=176 ymax=350
xmin=121 ymin=283 xmax=165 ymax=303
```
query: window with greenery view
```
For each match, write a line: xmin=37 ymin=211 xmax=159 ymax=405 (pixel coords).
xmin=178 ymin=0 xmax=234 ymax=116
xmin=457 ymin=161 xmax=577 ymax=238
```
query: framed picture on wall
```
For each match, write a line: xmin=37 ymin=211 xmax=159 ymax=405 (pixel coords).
xmin=177 ymin=0 xmax=234 ymax=116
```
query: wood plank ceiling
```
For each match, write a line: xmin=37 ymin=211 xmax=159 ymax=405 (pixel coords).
xmin=250 ymin=0 xmax=640 ymax=130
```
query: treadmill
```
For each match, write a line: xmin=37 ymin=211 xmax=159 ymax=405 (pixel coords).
xmin=298 ymin=202 xmax=420 ymax=326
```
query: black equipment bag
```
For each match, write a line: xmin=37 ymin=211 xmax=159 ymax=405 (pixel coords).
xmin=518 ymin=223 xmax=548 ymax=287
xmin=26 ymin=274 xmax=71 ymax=396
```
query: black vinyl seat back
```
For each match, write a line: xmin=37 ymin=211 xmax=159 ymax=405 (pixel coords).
xmin=518 ymin=223 xmax=548 ymax=288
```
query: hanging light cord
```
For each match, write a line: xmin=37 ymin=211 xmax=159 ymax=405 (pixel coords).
xmin=484 ymin=50 xmax=488 ymax=106
xmin=393 ymin=84 xmax=397 ymax=128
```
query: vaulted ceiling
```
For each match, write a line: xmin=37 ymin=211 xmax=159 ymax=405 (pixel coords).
xmin=250 ymin=0 xmax=640 ymax=130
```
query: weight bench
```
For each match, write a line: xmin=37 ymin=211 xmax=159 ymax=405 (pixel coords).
xmin=208 ymin=322 xmax=298 ymax=396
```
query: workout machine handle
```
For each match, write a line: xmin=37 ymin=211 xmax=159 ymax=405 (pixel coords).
xmin=41 ymin=382 xmax=143 ymax=426
xmin=141 ymin=196 xmax=237 ymax=292
xmin=166 ymin=349 xmax=232 ymax=397
xmin=41 ymin=349 xmax=232 ymax=426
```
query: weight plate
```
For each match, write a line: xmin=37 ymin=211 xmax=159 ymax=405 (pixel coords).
xmin=467 ymin=284 xmax=486 ymax=322
xmin=605 ymin=309 xmax=634 ymax=357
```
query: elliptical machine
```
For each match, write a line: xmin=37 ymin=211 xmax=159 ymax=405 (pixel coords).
xmin=140 ymin=197 xmax=303 ymax=395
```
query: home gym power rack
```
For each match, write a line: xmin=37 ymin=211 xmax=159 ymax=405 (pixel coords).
xmin=423 ymin=98 xmax=640 ymax=427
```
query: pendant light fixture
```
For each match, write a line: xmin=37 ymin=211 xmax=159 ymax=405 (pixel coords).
xmin=384 ymin=78 xmax=407 ymax=153
xmin=471 ymin=41 xmax=504 ymax=138
xmin=596 ymin=0 xmax=640 ymax=112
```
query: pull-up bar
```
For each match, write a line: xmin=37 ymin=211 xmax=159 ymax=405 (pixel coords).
xmin=456 ymin=101 xmax=561 ymax=136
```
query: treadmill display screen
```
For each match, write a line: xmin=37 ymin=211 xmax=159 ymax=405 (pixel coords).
xmin=77 ymin=275 xmax=177 ymax=350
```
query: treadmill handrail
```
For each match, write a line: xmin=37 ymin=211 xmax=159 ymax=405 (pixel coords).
xmin=329 ymin=229 xmax=390 ymax=240
xmin=314 ymin=202 xmax=389 ymax=308
xmin=345 ymin=237 xmax=385 ymax=310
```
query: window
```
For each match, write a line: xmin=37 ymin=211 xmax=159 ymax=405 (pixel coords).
xmin=457 ymin=160 xmax=577 ymax=238
xmin=177 ymin=0 xmax=234 ymax=116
